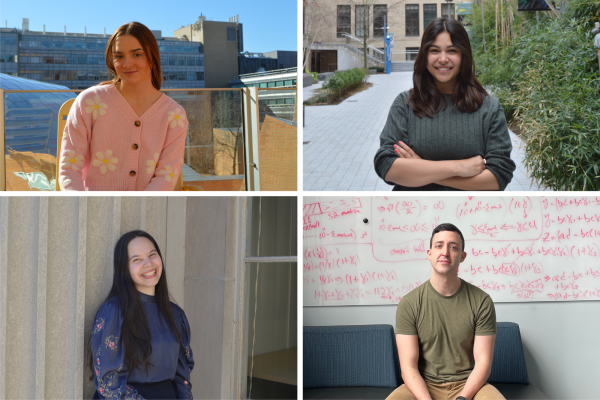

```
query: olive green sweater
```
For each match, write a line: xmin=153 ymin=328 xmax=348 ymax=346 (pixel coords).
xmin=374 ymin=91 xmax=516 ymax=191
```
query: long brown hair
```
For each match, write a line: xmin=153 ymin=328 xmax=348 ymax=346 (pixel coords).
xmin=409 ymin=17 xmax=487 ymax=118
xmin=100 ymin=22 xmax=162 ymax=90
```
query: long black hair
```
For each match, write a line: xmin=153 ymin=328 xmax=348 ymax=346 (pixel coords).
xmin=88 ymin=230 xmax=182 ymax=379
xmin=409 ymin=17 xmax=487 ymax=118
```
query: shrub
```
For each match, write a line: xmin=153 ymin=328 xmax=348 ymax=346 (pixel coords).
xmin=322 ymin=68 xmax=368 ymax=99
xmin=468 ymin=0 xmax=600 ymax=190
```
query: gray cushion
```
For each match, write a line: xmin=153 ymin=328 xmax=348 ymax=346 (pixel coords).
xmin=304 ymin=325 xmax=400 ymax=388
xmin=489 ymin=323 xmax=530 ymax=384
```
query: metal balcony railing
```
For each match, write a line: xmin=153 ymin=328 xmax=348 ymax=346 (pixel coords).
xmin=341 ymin=33 xmax=386 ymax=62
xmin=0 ymin=87 xmax=297 ymax=191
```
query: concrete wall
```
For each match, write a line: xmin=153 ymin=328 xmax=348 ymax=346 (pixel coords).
xmin=304 ymin=301 xmax=600 ymax=400
xmin=0 ymin=196 xmax=245 ymax=400
xmin=201 ymin=21 xmax=241 ymax=88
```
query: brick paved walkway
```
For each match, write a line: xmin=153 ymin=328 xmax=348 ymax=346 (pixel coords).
xmin=303 ymin=72 xmax=549 ymax=191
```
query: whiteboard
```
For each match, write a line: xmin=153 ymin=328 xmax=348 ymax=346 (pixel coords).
xmin=303 ymin=196 xmax=600 ymax=305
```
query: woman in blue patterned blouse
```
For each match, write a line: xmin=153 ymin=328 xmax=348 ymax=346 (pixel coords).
xmin=88 ymin=230 xmax=194 ymax=399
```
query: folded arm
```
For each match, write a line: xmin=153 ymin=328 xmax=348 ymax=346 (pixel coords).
xmin=386 ymin=141 xmax=492 ymax=188
xmin=397 ymin=334 xmax=431 ymax=400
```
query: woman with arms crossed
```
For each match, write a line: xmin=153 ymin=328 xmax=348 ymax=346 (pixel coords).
xmin=374 ymin=18 xmax=515 ymax=191
xmin=89 ymin=231 xmax=193 ymax=399
xmin=59 ymin=22 xmax=188 ymax=191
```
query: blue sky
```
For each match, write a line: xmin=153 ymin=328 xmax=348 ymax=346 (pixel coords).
xmin=2 ymin=0 xmax=297 ymax=53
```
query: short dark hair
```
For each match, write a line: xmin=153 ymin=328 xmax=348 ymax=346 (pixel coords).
xmin=430 ymin=223 xmax=465 ymax=251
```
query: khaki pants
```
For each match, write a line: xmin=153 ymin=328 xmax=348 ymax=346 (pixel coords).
xmin=386 ymin=379 xmax=506 ymax=400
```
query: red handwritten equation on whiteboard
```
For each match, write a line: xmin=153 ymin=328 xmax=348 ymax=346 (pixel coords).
xmin=303 ymin=196 xmax=600 ymax=305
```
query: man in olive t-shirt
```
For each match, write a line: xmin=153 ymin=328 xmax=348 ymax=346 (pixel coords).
xmin=386 ymin=223 xmax=505 ymax=400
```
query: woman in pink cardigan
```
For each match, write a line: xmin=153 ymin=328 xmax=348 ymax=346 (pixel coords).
xmin=58 ymin=22 xmax=188 ymax=191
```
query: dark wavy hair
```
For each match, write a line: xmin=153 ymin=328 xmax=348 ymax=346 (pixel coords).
xmin=100 ymin=21 xmax=162 ymax=90
xmin=430 ymin=223 xmax=465 ymax=252
xmin=87 ymin=230 xmax=182 ymax=380
xmin=408 ymin=17 xmax=487 ymax=118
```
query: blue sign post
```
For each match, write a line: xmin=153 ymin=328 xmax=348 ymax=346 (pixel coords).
xmin=386 ymin=36 xmax=391 ymax=74
xmin=386 ymin=33 xmax=394 ymax=74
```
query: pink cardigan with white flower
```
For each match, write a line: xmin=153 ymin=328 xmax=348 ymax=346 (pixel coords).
xmin=58 ymin=83 xmax=188 ymax=191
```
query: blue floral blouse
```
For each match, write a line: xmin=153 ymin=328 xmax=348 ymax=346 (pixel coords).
xmin=91 ymin=292 xmax=194 ymax=399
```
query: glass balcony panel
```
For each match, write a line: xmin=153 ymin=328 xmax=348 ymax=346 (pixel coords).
xmin=2 ymin=83 xmax=256 ymax=191
xmin=256 ymin=88 xmax=297 ymax=191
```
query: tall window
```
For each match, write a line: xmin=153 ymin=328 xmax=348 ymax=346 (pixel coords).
xmin=423 ymin=4 xmax=437 ymax=30
xmin=405 ymin=4 xmax=419 ymax=36
xmin=355 ymin=5 xmax=369 ymax=38
xmin=373 ymin=5 xmax=387 ymax=37
xmin=337 ymin=5 xmax=351 ymax=38
xmin=441 ymin=3 xmax=456 ymax=19
xmin=227 ymin=27 xmax=236 ymax=41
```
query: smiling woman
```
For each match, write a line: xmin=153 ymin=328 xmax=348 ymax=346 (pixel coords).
xmin=373 ymin=18 xmax=516 ymax=191
xmin=88 ymin=230 xmax=194 ymax=399
xmin=58 ymin=22 xmax=188 ymax=191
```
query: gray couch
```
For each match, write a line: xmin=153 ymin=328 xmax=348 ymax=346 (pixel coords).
xmin=304 ymin=323 xmax=548 ymax=399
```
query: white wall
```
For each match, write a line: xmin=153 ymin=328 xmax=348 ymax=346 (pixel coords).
xmin=304 ymin=301 xmax=600 ymax=400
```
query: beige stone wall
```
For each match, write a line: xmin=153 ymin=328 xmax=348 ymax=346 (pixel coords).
xmin=0 ymin=197 xmax=246 ymax=400
xmin=305 ymin=0 xmax=463 ymax=61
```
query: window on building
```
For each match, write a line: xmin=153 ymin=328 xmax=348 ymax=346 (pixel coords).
xmin=337 ymin=5 xmax=351 ymax=38
xmin=227 ymin=27 xmax=236 ymax=42
xmin=77 ymin=71 xmax=87 ymax=81
xmin=86 ymin=42 xmax=96 ymax=50
xmin=169 ymin=56 xmax=176 ymax=66
xmin=178 ymin=72 xmax=186 ymax=81
xmin=355 ymin=5 xmax=369 ymax=38
xmin=275 ymin=81 xmax=284 ymax=87
xmin=259 ymin=82 xmax=267 ymax=88
xmin=187 ymin=72 xmax=195 ymax=81
xmin=77 ymin=56 xmax=87 ymax=64
xmin=406 ymin=47 xmax=419 ymax=61
xmin=64 ymin=41 xmax=74 ymax=49
xmin=196 ymin=58 xmax=204 ymax=66
xmin=267 ymin=81 xmax=275 ymax=88
xmin=75 ymin=41 xmax=85 ymax=50
xmin=406 ymin=4 xmax=419 ymax=37
xmin=43 ymin=56 xmax=53 ymax=64
xmin=423 ymin=4 xmax=437 ymax=30
xmin=177 ymin=56 xmax=185 ymax=66
xmin=196 ymin=72 xmax=204 ymax=80
xmin=373 ymin=5 xmax=387 ymax=37
xmin=441 ymin=3 xmax=456 ymax=19
xmin=187 ymin=56 xmax=195 ymax=66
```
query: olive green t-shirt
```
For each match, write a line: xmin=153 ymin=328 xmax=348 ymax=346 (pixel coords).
xmin=395 ymin=279 xmax=497 ymax=383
